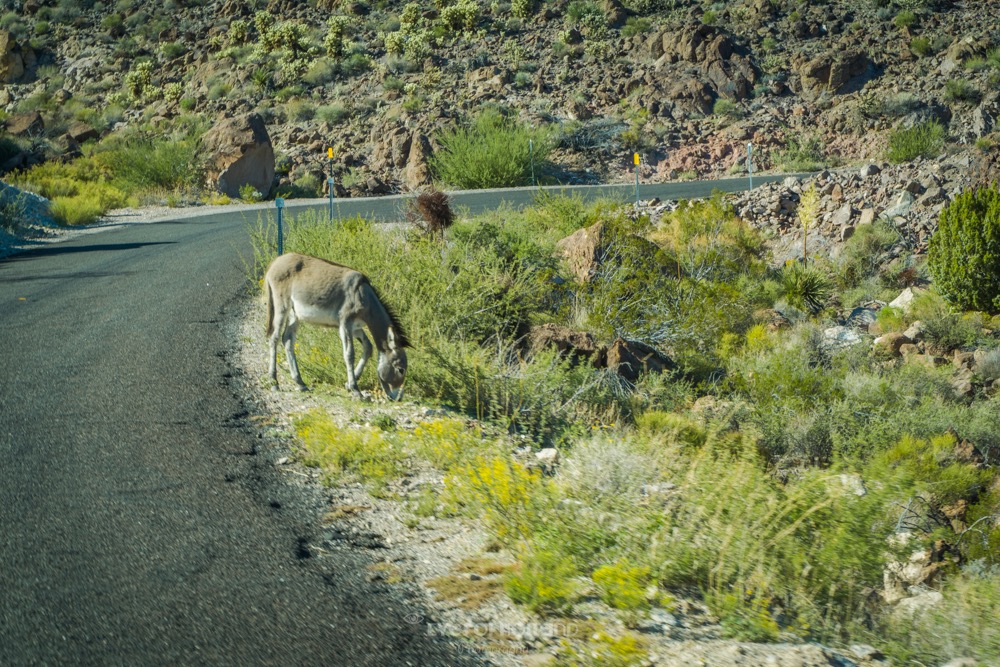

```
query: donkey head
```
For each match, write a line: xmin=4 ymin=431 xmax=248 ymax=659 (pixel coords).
xmin=378 ymin=327 xmax=408 ymax=401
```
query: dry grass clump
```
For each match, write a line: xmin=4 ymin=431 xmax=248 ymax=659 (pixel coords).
xmin=409 ymin=189 xmax=454 ymax=238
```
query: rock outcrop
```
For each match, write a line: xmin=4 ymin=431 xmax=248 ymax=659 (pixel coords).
xmin=199 ymin=113 xmax=275 ymax=198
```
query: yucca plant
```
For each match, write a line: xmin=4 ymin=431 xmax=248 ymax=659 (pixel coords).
xmin=780 ymin=262 xmax=831 ymax=314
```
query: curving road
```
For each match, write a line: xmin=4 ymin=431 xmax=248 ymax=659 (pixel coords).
xmin=0 ymin=177 xmax=786 ymax=665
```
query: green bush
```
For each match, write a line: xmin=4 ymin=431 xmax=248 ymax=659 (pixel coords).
xmin=778 ymin=135 xmax=825 ymax=171
xmin=885 ymin=566 xmax=1000 ymax=665
xmin=928 ymin=186 xmax=1000 ymax=313
xmin=909 ymin=36 xmax=932 ymax=56
xmin=836 ymin=220 xmax=902 ymax=289
xmin=504 ymin=548 xmax=579 ymax=616
xmin=887 ymin=120 xmax=945 ymax=163
xmin=430 ymin=109 xmax=551 ymax=189
xmin=944 ymin=78 xmax=980 ymax=103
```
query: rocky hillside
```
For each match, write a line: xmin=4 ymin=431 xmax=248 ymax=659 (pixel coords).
xmin=0 ymin=0 xmax=998 ymax=198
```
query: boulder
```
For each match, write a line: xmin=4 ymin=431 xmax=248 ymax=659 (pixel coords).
xmin=65 ymin=120 xmax=99 ymax=144
xmin=874 ymin=332 xmax=912 ymax=357
xmin=0 ymin=30 xmax=26 ymax=83
xmin=823 ymin=326 xmax=862 ymax=349
xmin=794 ymin=48 xmax=869 ymax=101
xmin=606 ymin=338 xmax=675 ymax=383
xmin=404 ymin=132 xmax=433 ymax=191
xmin=5 ymin=111 xmax=43 ymax=136
xmin=200 ymin=113 xmax=275 ymax=198
xmin=889 ymin=286 xmax=924 ymax=312
xmin=556 ymin=222 xmax=606 ymax=283
xmin=527 ymin=323 xmax=607 ymax=367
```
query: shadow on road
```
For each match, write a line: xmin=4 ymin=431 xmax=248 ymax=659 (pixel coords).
xmin=2 ymin=241 xmax=176 ymax=263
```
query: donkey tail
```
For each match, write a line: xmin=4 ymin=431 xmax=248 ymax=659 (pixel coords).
xmin=265 ymin=279 xmax=275 ymax=338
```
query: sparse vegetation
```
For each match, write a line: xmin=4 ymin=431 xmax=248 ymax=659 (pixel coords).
xmin=430 ymin=109 xmax=552 ymax=189
xmin=887 ymin=120 xmax=945 ymax=163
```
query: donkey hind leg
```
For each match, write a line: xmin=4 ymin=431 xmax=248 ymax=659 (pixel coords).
xmin=353 ymin=330 xmax=373 ymax=380
xmin=268 ymin=300 xmax=285 ymax=389
xmin=283 ymin=311 xmax=309 ymax=391
xmin=340 ymin=320 xmax=363 ymax=398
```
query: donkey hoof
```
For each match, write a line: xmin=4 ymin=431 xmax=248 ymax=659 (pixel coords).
xmin=295 ymin=384 xmax=311 ymax=393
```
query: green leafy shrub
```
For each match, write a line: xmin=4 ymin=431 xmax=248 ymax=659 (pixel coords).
xmin=836 ymin=220 xmax=902 ymax=288
xmin=944 ymin=78 xmax=980 ymax=103
xmin=910 ymin=36 xmax=932 ymax=56
xmin=887 ymin=120 xmax=945 ymax=163
xmin=885 ymin=566 xmax=1000 ymax=665
xmin=928 ymin=186 xmax=1000 ymax=312
xmin=621 ymin=16 xmax=651 ymax=38
xmin=778 ymin=135 xmax=825 ymax=171
xmin=504 ymin=547 xmax=579 ymax=616
xmin=893 ymin=10 xmax=916 ymax=29
xmin=430 ymin=109 xmax=551 ymax=189
xmin=712 ymin=98 xmax=741 ymax=118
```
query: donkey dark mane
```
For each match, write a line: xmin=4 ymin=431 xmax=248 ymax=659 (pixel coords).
xmin=365 ymin=280 xmax=410 ymax=348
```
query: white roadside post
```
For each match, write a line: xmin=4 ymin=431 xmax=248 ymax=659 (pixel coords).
xmin=275 ymin=197 xmax=285 ymax=256
xmin=747 ymin=142 xmax=754 ymax=190
xmin=529 ymin=138 xmax=535 ymax=187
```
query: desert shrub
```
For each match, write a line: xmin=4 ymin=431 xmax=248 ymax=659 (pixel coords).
xmin=778 ymin=135 xmax=825 ymax=171
xmin=893 ymin=10 xmax=916 ymax=29
xmin=97 ymin=135 xmax=200 ymax=192
xmin=621 ymin=16 xmax=651 ymax=37
xmin=504 ymin=547 xmax=579 ymax=615
xmin=316 ymin=103 xmax=349 ymax=124
xmin=409 ymin=189 xmax=454 ymax=237
xmin=583 ymin=198 xmax=768 ymax=359
xmin=885 ymin=566 xmax=1000 ymax=665
xmin=431 ymin=109 xmax=552 ymax=189
xmin=836 ymin=220 xmax=902 ymax=288
xmin=909 ymin=36 xmax=932 ymax=56
xmin=944 ymin=78 xmax=980 ymax=103
xmin=160 ymin=41 xmax=185 ymax=59
xmin=712 ymin=98 xmax=741 ymax=118
xmin=928 ymin=186 xmax=1000 ymax=313
xmin=295 ymin=411 xmax=404 ymax=494
xmin=887 ymin=120 xmax=945 ymax=163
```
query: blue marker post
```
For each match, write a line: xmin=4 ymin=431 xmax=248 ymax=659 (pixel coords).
xmin=275 ymin=197 xmax=285 ymax=256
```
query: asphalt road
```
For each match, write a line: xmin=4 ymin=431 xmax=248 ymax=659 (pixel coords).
xmin=282 ymin=173 xmax=792 ymax=221
xmin=0 ymin=177 xmax=791 ymax=665
xmin=0 ymin=214 xmax=480 ymax=666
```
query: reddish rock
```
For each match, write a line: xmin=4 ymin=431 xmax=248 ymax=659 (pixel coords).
xmin=5 ymin=111 xmax=43 ymax=136
xmin=874 ymin=332 xmax=912 ymax=357
xmin=527 ymin=324 xmax=607 ymax=368
xmin=606 ymin=338 xmax=676 ymax=383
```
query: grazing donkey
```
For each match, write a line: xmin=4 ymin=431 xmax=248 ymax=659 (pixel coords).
xmin=265 ymin=253 xmax=409 ymax=400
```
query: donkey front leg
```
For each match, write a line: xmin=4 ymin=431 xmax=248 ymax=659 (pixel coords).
xmin=340 ymin=321 xmax=363 ymax=398
xmin=283 ymin=315 xmax=309 ymax=391
xmin=353 ymin=330 xmax=373 ymax=380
